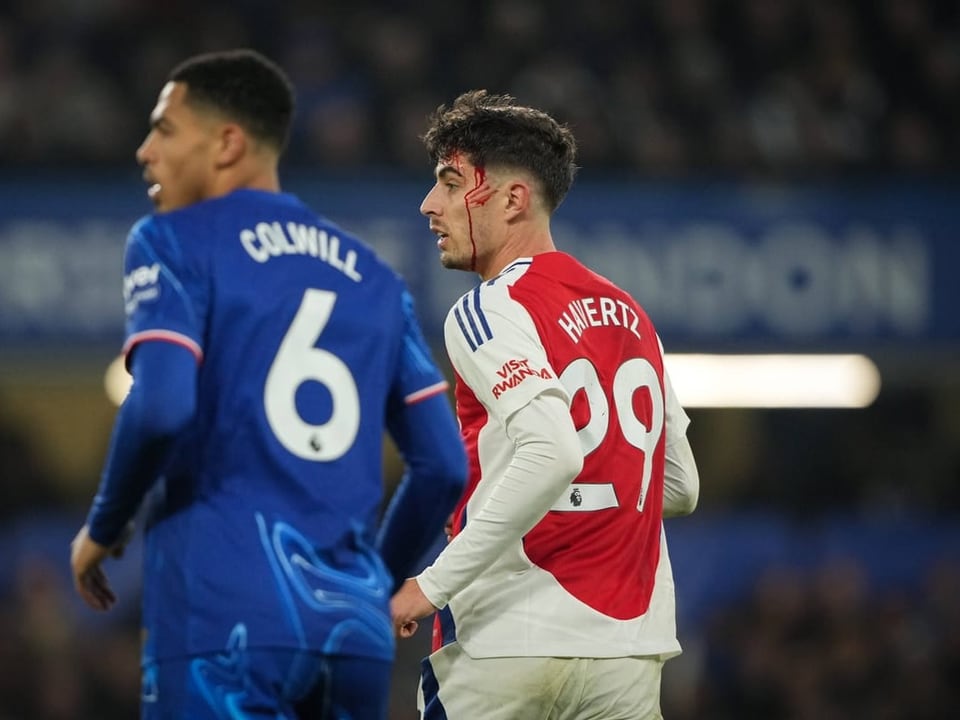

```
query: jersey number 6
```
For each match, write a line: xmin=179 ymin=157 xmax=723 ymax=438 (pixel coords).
xmin=264 ymin=289 xmax=360 ymax=461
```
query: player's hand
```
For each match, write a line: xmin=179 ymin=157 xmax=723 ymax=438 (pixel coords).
xmin=390 ymin=577 xmax=438 ymax=639
xmin=70 ymin=525 xmax=118 ymax=611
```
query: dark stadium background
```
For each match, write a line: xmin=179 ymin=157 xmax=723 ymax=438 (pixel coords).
xmin=1 ymin=1 xmax=958 ymax=718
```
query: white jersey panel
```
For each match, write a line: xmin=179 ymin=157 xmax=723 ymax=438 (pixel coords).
xmin=444 ymin=269 xmax=570 ymax=424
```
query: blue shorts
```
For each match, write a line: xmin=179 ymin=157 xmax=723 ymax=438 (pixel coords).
xmin=141 ymin=650 xmax=391 ymax=720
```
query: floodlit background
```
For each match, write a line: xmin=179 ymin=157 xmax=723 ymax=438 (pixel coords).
xmin=1 ymin=1 xmax=959 ymax=718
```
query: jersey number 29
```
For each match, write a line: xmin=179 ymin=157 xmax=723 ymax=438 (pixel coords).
xmin=559 ymin=357 xmax=664 ymax=512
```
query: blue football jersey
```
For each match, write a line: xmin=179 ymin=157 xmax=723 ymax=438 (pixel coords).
xmin=120 ymin=189 xmax=448 ymax=663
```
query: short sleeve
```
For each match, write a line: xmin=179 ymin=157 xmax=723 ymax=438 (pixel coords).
xmin=392 ymin=287 xmax=449 ymax=404
xmin=444 ymin=284 xmax=569 ymax=423
xmin=121 ymin=217 xmax=204 ymax=362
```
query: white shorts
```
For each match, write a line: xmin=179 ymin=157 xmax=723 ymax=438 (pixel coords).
xmin=417 ymin=642 xmax=665 ymax=720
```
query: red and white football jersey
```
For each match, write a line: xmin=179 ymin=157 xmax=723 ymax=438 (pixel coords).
xmin=434 ymin=252 xmax=690 ymax=659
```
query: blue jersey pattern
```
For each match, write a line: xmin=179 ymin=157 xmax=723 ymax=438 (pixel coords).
xmin=119 ymin=189 xmax=445 ymax=664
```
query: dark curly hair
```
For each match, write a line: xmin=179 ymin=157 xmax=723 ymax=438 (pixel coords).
xmin=421 ymin=90 xmax=578 ymax=212
xmin=169 ymin=49 xmax=295 ymax=153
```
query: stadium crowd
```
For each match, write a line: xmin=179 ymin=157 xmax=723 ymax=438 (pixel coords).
xmin=672 ymin=556 xmax=960 ymax=719
xmin=0 ymin=0 xmax=958 ymax=177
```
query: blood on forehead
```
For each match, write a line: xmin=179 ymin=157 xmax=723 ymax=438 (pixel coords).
xmin=446 ymin=151 xmax=469 ymax=174
xmin=438 ymin=151 xmax=495 ymax=207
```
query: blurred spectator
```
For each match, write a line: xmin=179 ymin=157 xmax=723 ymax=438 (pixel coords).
xmin=0 ymin=413 xmax=59 ymax=522
xmin=0 ymin=0 xmax=957 ymax=176
xmin=693 ymin=555 xmax=960 ymax=719
xmin=0 ymin=551 xmax=140 ymax=718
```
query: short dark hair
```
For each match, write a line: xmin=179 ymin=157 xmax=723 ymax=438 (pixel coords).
xmin=421 ymin=90 xmax=578 ymax=212
xmin=169 ymin=49 xmax=295 ymax=153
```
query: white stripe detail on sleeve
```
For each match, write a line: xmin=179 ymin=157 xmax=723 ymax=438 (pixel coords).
xmin=405 ymin=380 xmax=449 ymax=404
xmin=123 ymin=329 xmax=203 ymax=362
xmin=454 ymin=287 xmax=494 ymax=352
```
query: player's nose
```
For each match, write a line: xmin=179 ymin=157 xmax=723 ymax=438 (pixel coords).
xmin=420 ymin=185 xmax=441 ymax=217
xmin=135 ymin=133 xmax=155 ymax=166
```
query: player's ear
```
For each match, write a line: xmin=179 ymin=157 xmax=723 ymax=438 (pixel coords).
xmin=216 ymin=123 xmax=246 ymax=168
xmin=503 ymin=180 xmax=530 ymax=220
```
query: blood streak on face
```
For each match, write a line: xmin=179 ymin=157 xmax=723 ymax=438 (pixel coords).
xmin=457 ymin=153 xmax=495 ymax=273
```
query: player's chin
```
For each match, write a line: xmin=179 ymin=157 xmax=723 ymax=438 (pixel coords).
xmin=439 ymin=251 xmax=466 ymax=271
xmin=145 ymin=194 xmax=165 ymax=212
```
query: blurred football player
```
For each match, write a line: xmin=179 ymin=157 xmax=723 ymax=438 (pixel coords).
xmin=70 ymin=48 xmax=466 ymax=720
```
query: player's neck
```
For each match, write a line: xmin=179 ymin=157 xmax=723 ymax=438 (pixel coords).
xmin=479 ymin=225 xmax=555 ymax=280
xmin=209 ymin=164 xmax=281 ymax=199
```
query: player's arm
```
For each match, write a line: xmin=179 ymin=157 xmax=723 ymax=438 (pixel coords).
xmin=392 ymin=388 xmax=580 ymax=636
xmin=377 ymin=392 xmax=467 ymax=592
xmin=663 ymin=437 xmax=699 ymax=518
xmin=72 ymin=340 xmax=197 ymax=610
xmin=90 ymin=219 xmax=204 ymax=545
xmin=410 ymin=294 xmax=581 ymax=610
xmin=86 ymin=340 xmax=198 ymax=544
xmin=73 ymin=219 xmax=205 ymax=610
xmin=375 ymin=288 xmax=467 ymax=591
xmin=391 ymin=290 xmax=580 ymax=632
xmin=661 ymin=357 xmax=699 ymax=518
xmin=415 ymin=388 xmax=582 ymax=609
